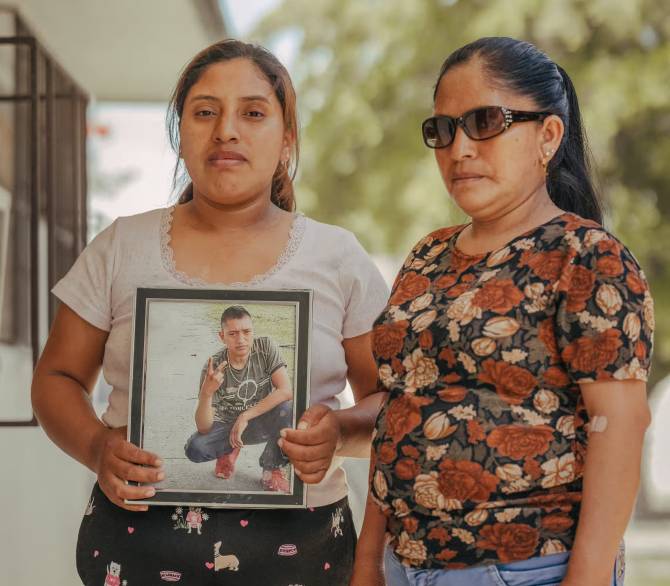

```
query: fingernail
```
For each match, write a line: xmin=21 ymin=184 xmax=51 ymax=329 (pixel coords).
xmin=141 ymin=506 xmax=149 ymax=512
xmin=145 ymin=488 xmax=156 ymax=497
xmin=277 ymin=438 xmax=283 ymax=448
xmin=155 ymin=459 xmax=163 ymax=467
xmin=157 ymin=472 xmax=165 ymax=481
xmin=298 ymin=421 xmax=309 ymax=431
xmin=280 ymin=429 xmax=287 ymax=438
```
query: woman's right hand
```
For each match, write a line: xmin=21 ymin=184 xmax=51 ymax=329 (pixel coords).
xmin=92 ymin=426 xmax=164 ymax=512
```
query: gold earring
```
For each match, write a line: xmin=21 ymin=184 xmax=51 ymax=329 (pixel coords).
xmin=541 ymin=148 xmax=554 ymax=176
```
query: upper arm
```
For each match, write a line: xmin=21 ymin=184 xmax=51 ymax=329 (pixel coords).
xmin=343 ymin=331 xmax=380 ymax=403
xmin=271 ymin=365 xmax=292 ymax=396
xmin=579 ymin=379 xmax=650 ymax=426
xmin=33 ymin=303 xmax=108 ymax=395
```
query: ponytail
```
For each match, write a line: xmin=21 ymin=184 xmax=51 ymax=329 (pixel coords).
xmin=547 ymin=66 xmax=602 ymax=223
xmin=435 ymin=38 xmax=604 ymax=224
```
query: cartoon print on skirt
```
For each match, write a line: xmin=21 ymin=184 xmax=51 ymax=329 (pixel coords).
xmin=77 ymin=482 xmax=357 ymax=585
xmin=171 ymin=506 xmax=209 ymax=535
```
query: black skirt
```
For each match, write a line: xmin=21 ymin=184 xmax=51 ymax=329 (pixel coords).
xmin=76 ymin=483 xmax=356 ymax=586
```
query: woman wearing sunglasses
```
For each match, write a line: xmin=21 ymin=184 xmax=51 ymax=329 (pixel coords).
xmin=351 ymin=37 xmax=653 ymax=586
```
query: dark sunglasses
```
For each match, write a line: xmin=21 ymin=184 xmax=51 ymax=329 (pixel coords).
xmin=422 ymin=106 xmax=552 ymax=149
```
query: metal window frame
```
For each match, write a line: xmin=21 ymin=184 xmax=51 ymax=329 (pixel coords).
xmin=0 ymin=10 xmax=88 ymax=426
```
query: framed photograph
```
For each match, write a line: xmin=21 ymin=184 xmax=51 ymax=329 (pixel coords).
xmin=127 ymin=287 xmax=312 ymax=508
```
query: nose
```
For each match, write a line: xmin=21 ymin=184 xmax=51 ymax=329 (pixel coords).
xmin=448 ymin=124 xmax=477 ymax=161
xmin=213 ymin=111 xmax=240 ymax=143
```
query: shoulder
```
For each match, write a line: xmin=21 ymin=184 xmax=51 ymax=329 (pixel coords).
xmin=402 ymin=224 xmax=467 ymax=265
xmin=254 ymin=336 xmax=278 ymax=351
xmin=113 ymin=207 xmax=168 ymax=235
xmin=552 ymin=213 xmax=643 ymax=270
xmin=303 ymin=215 xmax=360 ymax=250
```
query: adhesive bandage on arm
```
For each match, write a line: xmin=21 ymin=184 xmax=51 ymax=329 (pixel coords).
xmin=587 ymin=415 xmax=608 ymax=434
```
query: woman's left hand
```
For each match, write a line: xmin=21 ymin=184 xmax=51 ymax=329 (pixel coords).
xmin=278 ymin=404 xmax=342 ymax=483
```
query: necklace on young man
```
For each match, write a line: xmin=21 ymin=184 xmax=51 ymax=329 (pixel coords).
xmin=226 ymin=351 xmax=251 ymax=385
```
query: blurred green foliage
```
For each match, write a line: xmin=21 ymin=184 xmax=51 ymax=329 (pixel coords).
xmin=256 ymin=0 xmax=670 ymax=388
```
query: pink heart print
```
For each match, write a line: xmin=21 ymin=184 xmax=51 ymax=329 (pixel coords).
xmin=127 ymin=527 xmax=135 ymax=534
xmin=205 ymin=562 xmax=214 ymax=570
xmin=240 ymin=520 xmax=249 ymax=527
xmin=324 ymin=562 xmax=331 ymax=570
xmin=93 ymin=550 xmax=99 ymax=558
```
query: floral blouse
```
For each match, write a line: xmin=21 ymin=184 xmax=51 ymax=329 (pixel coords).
xmin=370 ymin=213 xmax=654 ymax=569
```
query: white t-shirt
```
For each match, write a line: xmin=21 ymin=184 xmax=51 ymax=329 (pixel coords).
xmin=52 ymin=206 xmax=389 ymax=507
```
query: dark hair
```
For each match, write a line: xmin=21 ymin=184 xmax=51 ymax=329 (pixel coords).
xmin=167 ymin=39 xmax=299 ymax=211
xmin=220 ymin=305 xmax=252 ymax=328
xmin=434 ymin=37 xmax=602 ymax=223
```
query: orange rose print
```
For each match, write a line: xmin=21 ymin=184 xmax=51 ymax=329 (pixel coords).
xmin=565 ymin=265 xmax=595 ymax=312
xmin=373 ymin=320 xmax=409 ymax=359
xmin=477 ymin=360 xmax=538 ymax=405
xmin=473 ymin=279 xmax=525 ymax=314
xmin=561 ymin=329 xmax=623 ymax=373
xmin=522 ymin=249 xmax=566 ymax=281
xmin=390 ymin=272 xmax=431 ymax=305
xmin=437 ymin=460 xmax=499 ymax=502
xmin=384 ymin=394 xmax=433 ymax=443
xmin=476 ymin=523 xmax=540 ymax=562
xmin=486 ymin=425 xmax=555 ymax=459
xmin=596 ymin=255 xmax=623 ymax=277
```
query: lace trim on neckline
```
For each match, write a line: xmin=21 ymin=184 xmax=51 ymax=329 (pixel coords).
xmin=159 ymin=205 xmax=306 ymax=288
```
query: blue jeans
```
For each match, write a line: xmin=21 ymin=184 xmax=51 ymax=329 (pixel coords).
xmin=384 ymin=544 xmax=625 ymax=586
xmin=184 ymin=401 xmax=291 ymax=470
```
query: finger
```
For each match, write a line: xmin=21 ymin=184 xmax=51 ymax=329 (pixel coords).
xmin=216 ymin=360 xmax=228 ymax=374
xmin=281 ymin=423 xmax=333 ymax=446
xmin=207 ymin=357 xmax=214 ymax=376
xmin=291 ymin=458 xmax=331 ymax=474
xmin=279 ymin=438 xmax=332 ymax=462
xmin=121 ymin=460 xmax=165 ymax=484
xmin=294 ymin=469 xmax=327 ymax=484
xmin=117 ymin=441 xmax=162 ymax=467
xmin=295 ymin=404 xmax=330 ymax=431
xmin=100 ymin=477 xmax=154 ymax=511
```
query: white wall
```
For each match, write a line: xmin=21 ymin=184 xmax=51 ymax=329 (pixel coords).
xmin=0 ymin=427 xmax=95 ymax=584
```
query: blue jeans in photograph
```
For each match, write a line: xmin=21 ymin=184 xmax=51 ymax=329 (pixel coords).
xmin=384 ymin=543 xmax=625 ymax=586
xmin=184 ymin=401 xmax=291 ymax=470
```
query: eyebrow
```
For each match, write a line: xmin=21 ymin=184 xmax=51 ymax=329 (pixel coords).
xmin=189 ymin=94 xmax=272 ymax=104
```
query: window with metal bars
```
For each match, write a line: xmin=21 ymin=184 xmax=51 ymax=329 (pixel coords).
xmin=0 ymin=8 xmax=88 ymax=426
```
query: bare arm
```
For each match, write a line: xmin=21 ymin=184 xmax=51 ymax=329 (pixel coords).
xmin=229 ymin=366 xmax=293 ymax=448
xmin=350 ymin=456 xmax=389 ymax=586
xmin=562 ymin=379 xmax=650 ymax=586
xmin=32 ymin=303 xmax=164 ymax=511
xmin=195 ymin=358 xmax=227 ymax=434
xmin=335 ymin=332 xmax=387 ymax=457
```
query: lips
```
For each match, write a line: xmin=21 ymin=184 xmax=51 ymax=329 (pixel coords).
xmin=208 ymin=150 xmax=247 ymax=167
xmin=452 ymin=174 xmax=484 ymax=181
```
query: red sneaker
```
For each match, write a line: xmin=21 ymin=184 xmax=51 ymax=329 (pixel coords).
xmin=262 ymin=467 xmax=290 ymax=492
xmin=214 ymin=447 xmax=240 ymax=479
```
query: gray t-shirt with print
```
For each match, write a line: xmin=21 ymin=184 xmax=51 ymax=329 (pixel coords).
xmin=200 ymin=336 xmax=286 ymax=423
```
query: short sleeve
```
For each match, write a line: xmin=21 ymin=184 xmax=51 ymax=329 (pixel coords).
xmin=338 ymin=233 xmax=390 ymax=339
xmin=555 ymin=230 xmax=654 ymax=383
xmin=260 ymin=336 xmax=286 ymax=375
xmin=51 ymin=220 xmax=118 ymax=331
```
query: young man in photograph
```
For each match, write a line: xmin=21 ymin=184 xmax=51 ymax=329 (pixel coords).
xmin=184 ymin=305 xmax=293 ymax=492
